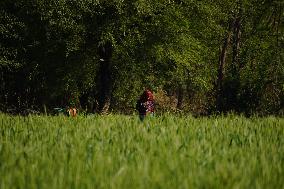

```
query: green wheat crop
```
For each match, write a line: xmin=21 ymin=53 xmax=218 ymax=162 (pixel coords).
xmin=0 ymin=114 xmax=283 ymax=189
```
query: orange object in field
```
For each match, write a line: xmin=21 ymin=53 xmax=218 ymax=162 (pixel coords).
xmin=67 ymin=108 xmax=77 ymax=117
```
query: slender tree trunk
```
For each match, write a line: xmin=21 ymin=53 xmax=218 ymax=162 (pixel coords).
xmin=232 ymin=17 xmax=241 ymax=69
xmin=216 ymin=20 xmax=234 ymax=111
xmin=98 ymin=59 xmax=111 ymax=113
xmin=97 ymin=42 xmax=112 ymax=114
xmin=276 ymin=3 xmax=282 ymax=77
xmin=230 ymin=6 xmax=242 ymax=111
xmin=176 ymin=85 xmax=184 ymax=110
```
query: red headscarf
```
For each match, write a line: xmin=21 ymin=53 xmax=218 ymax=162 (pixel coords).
xmin=140 ymin=90 xmax=154 ymax=102
xmin=146 ymin=90 xmax=154 ymax=101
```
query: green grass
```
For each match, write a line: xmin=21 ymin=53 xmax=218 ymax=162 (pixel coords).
xmin=0 ymin=114 xmax=283 ymax=189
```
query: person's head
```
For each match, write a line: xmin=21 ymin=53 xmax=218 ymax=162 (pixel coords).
xmin=146 ymin=89 xmax=154 ymax=101
xmin=140 ymin=89 xmax=153 ymax=101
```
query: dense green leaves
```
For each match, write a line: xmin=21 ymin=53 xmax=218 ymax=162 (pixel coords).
xmin=0 ymin=0 xmax=283 ymax=115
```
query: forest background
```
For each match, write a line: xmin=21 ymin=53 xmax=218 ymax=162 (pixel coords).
xmin=0 ymin=0 xmax=283 ymax=116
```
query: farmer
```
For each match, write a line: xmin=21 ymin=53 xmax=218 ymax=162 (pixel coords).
xmin=136 ymin=89 xmax=155 ymax=121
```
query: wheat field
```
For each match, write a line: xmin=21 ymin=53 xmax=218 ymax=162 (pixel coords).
xmin=0 ymin=114 xmax=283 ymax=189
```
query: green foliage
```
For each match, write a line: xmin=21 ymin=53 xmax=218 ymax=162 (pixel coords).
xmin=0 ymin=0 xmax=283 ymax=115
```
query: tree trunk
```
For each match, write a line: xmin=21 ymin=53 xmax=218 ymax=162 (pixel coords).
xmin=216 ymin=20 xmax=234 ymax=111
xmin=232 ymin=10 xmax=242 ymax=72
xmin=230 ymin=5 xmax=242 ymax=111
xmin=97 ymin=41 xmax=112 ymax=114
xmin=176 ymin=85 xmax=184 ymax=110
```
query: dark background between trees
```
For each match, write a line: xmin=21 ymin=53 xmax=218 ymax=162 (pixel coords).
xmin=0 ymin=0 xmax=283 ymax=116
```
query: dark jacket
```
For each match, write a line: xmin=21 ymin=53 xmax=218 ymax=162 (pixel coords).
xmin=136 ymin=99 xmax=147 ymax=115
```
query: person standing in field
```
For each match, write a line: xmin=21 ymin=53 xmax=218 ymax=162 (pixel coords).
xmin=136 ymin=89 xmax=155 ymax=121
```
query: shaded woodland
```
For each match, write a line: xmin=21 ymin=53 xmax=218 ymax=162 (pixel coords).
xmin=0 ymin=0 xmax=283 ymax=115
